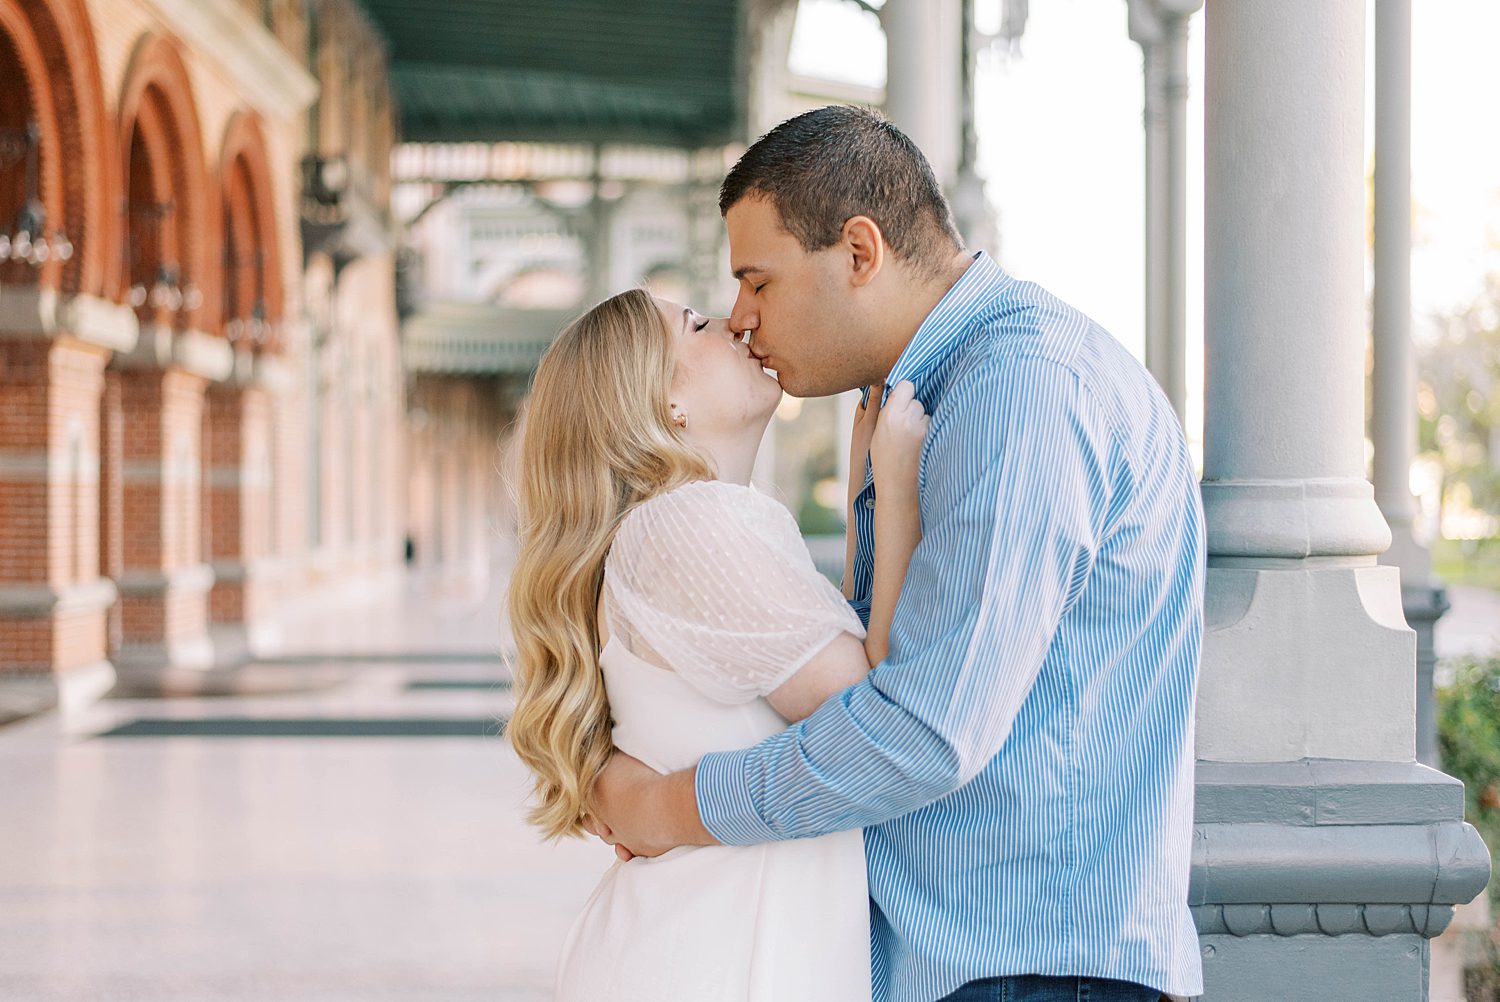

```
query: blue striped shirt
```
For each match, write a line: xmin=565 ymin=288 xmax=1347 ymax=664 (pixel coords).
xmin=696 ymin=252 xmax=1205 ymax=1000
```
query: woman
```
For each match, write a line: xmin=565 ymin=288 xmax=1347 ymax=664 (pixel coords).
xmin=506 ymin=289 xmax=927 ymax=1001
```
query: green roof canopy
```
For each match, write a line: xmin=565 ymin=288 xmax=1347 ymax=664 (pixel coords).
xmin=358 ymin=0 xmax=742 ymax=146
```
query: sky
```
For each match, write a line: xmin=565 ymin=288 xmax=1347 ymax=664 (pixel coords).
xmin=789 ymin=0 xmax=1500 ymax=452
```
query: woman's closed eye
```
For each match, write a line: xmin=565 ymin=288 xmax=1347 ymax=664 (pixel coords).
xmin=693 ymin=317 xmax=710 ymax=333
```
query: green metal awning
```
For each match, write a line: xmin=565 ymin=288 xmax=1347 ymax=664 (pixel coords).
xmin=357 ymin=0 xmax=742 ymax=146
xmin=403 ymin=302 xmax=575 ymax=375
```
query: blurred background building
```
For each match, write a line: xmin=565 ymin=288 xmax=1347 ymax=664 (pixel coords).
xmin=1 ymin=1 xmax=1496 ymax=999
xmin=0 ymin=0 xmax=402 ymax=707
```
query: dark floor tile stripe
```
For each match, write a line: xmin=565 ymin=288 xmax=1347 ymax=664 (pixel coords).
xmin=95 ymin=717 xmax=507 ymax=738
xmin=405 ymin=680 xmax=512 ymax=691
xmin=254 ymin=653 xmax=504 ymax=666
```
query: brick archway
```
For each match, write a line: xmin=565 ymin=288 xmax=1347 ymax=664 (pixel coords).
xmin=0 ymin=0 xmax=110 ymax=296
xmin=205 ymin=112 xmax=284 ymax=649
xmin=0 ymin=0 xmax=116 ymax=702
xmin=217 ymin=111 xmax=284 ymax=352
xmin=115 ymin=34 xmax=210 ymax=332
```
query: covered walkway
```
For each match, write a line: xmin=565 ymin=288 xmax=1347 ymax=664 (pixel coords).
xmin=0 ymin=558 xmax=609 ymax=1001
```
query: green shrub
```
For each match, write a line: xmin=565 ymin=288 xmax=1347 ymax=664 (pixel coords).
xmin=1438 ymin=655 xmax=1500 ymax=909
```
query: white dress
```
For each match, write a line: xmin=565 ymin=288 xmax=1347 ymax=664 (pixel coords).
xmin=553 ymin=480 xmax=873 ymax=1002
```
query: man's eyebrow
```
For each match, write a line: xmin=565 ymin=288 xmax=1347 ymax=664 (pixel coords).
xmin=732 ymin=265 xmax=768 ymax=281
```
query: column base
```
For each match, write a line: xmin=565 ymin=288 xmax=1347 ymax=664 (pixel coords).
xmin=0 ymin=579 xmax=119 ymax=725
xmin=207 ymin=555 xmax=284 ymax=669
xmin=208 ymin=618 xmax=284 ymax=670
xmin=1402 ymin=582 xmax=1450 ymax=768
xmin=1193 ymin=760 xmax=1491 ymax=1000
xmin=1199 ymin=561 xmax=1416 ymax=762
xmin=1197 ymin=932 xmax=1428 ymax=1002
xmin=112 ymin=563 xmax=217 ymax=688
xmin=0 ymin=660 xmax=117 ymax=725
xmin=1201 ymin=477 xmax=1393 ymax=559
xmin=113 ymin=635 xmax=216 ymax=674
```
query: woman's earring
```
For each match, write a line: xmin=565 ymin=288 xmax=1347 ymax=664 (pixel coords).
xmin=671 ymin=407 xmax=687 ymax=429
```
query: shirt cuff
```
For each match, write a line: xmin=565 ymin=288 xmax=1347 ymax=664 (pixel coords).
xmin=849 ymin=595 xmax=872 ymax=630
xmin=694 ymin=750 xmax=781 ymax=846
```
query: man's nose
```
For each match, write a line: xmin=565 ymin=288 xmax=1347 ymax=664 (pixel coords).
xmin=729 ymin=294 xmax=758 ymax=338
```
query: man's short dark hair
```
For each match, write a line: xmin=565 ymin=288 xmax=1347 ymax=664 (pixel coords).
xmin=719 ymin=105 xmax=964 ymax=275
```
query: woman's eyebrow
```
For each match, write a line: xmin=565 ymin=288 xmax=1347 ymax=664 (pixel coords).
xmin=681 ymin=306 xmax=692 ymax=333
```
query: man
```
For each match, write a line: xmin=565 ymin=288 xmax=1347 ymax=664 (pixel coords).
xmin=589 ymin=105 xmax=1204 ymax=1002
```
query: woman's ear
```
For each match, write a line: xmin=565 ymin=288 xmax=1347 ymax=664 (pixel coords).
xmin=842 ymin=215 xmax=886 ymax=288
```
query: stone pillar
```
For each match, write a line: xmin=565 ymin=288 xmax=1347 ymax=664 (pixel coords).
xmin=109 ymin=325 xmax=232 ymax=690
xmin=100 ymin=366 xmax=124 ymax=659
xmin=744 ymin=0 xmax=798 ymax=137
xmin=881 ymin=0 xmax=963 ymax=190
xmin=949 ymin=0 xmax=998 ymax=253
xmin=1129 ymin=0 xmax=1200 ymax=422
xmin=1202 ymin=0 xmax=1406 ymax=761
xmin=585 ymin=146 xmax=615 ymax=306
xmin=1137 ymin=21 xmax=1169 ymax=403
xmin=0 ymin=293 xmax=136 ymax=721
xmin=1195 ymin=2 xmax=1489 ymax=997
xmin=1371 ymin=0 xmax=1447 ymax=769
xmin=0 ymin=336 xmax=116 ymax=719
xmin=204 ymin=360 xmax=277 ymax=669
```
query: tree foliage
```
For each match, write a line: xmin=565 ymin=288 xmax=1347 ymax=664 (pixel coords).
xmin=1438 ymin=655 xmax=1500 ymax=908
xmin=1418 ymin=275 xmax=1500 ymax=530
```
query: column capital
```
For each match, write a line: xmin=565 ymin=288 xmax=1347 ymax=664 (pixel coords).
xmin=1126 ymin=0 xmax=1203 ymax=47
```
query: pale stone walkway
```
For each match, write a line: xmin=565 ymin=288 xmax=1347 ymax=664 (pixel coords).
xmin=1435 ymin=583 xmax=1500 ymax=661
xmin=4 ymin=548 xmax=1495 ymax=1001
xmin=0 ymin=554 xmax=611 ymax=1001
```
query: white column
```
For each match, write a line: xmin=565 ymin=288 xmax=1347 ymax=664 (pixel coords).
xmin=1128 ymin=0 xmax=1199 ymax=423
xmin=1372 ymin=0 xmax=1426 ymax=581
xmin=1161 ymin=12 xmax=1190 ymax=424
xmin=1372 ymin=0 xmax=1447 ymax=769
xmin=1139 ymin=29 xmax=1169 ymax=402
xmin=881 ymin=0 xmax=963 ymax=189
xmin=746 ymin=0 xmax=798 ymax=136
xmin=1199 ymin=0 xmax=1414 ymax=763
xmin=950 ymin=0 xmax=998 ymax=252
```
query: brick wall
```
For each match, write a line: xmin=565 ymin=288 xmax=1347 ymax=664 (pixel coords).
xmin=2 ymin=0 xmax=404 ymax=686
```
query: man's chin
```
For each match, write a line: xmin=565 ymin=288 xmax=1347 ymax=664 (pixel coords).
xmin=766 ymin=367 xmax=811 ymax=398
xmin=777 ymin=372 xmax=857 ymax=399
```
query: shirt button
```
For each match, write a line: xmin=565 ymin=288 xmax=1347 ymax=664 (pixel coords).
xmin=864 ymin=497 xmax=876 ymax=510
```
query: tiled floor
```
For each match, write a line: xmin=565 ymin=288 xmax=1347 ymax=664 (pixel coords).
xmin=0 ymin=563 xmax=612 ymax=1001
xmin=5 ymin=549 xmax=1496 ymax=1001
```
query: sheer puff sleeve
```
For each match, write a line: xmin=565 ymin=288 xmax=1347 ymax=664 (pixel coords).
xmin=603 ymin=480 xmax=867 ymax=706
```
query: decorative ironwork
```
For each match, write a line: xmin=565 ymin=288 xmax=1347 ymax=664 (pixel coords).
xmin=223 ymin=245 xmax=275 ymax=346
xmin=0 ymin=122 xmax=74 ymax=267
xmin=126 ymin=199 xmax=200 ymax=314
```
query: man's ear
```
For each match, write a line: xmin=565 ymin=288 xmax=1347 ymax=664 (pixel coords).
xmin=842 ymin=215 xmax=885 ymax=288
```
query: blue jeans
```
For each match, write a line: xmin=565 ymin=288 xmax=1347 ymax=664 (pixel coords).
xmin=938 ymin=974 xmax=1164 ymax=1002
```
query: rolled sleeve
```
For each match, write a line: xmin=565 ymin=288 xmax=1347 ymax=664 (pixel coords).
xmin=696 ymin=750 xmax=778 ymax=845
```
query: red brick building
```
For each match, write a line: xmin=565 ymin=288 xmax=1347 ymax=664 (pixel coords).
xmin=0 ymin=0 xmax=405 ymax=715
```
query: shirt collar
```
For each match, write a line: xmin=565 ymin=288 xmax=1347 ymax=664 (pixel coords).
xmin=871 ymin=250 xmax=1012 ymax=407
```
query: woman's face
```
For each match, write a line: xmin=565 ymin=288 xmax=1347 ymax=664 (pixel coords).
xmin=656 ymin=298 xmax=782 ymax=439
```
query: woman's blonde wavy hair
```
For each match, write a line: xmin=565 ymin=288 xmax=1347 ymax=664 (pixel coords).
xmin=507 ymin=288 xmax=714 ymax=839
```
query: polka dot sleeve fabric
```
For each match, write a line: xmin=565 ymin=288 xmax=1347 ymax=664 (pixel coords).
xmin=603 ymin=480 xmax=867 ymax=706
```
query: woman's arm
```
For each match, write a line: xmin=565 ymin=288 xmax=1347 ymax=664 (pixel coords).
xmin=865 ymin=381 xmax=928 ymax=665
xmin=842 ymin=385 xmax=881 ymax=600
xmin=767 ymin=382 xmax=928 ymax=722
